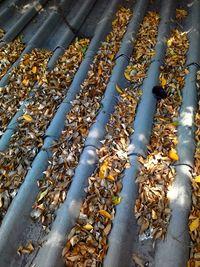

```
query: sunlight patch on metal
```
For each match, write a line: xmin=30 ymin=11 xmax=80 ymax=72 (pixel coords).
xmin=128 ymin=0 xmax=175 ymax=158
xmin=85 ymin=0 xmax=149 ymax=149
xmin=30 ymin=1 xmax=150 ymax=266
xmin=0 ymin=1 xmax=121 ymax=265
xmin=103 ymin=1 xmax=176 ymax=266
xmin=154 ymin=1 xmax=200 ymax=266
xmin=32 ymin=146 xmax=98 ymax=267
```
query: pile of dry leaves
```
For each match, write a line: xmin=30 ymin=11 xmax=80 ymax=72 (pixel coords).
xmin=0 ymin=48 xmax=51 ymax=132
xmin=0 ymin=38 xmax=89 ymax=223
xmin=62 ymin=10 xmax=160 ymax=266
xmin=188 ymin=70 xmax=200 ymax=267
xmin=31 ymin=6 xmax=132 ymax=228
xmin=134 ymin=13 xmax=189 ymax=239
xmin=0 ymin=37 xmax=25 ymax=80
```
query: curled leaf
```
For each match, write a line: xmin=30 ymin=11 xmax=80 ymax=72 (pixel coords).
xmin=116 ymin=84 xmax=123 ymax=94
xmin=99 ymin=210 xmax=112 ymax=219
xmin=124 ymin=72 xmax=131 ymax=81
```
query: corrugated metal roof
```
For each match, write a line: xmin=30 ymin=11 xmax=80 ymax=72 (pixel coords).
xmin=0 ymin=0 xmax=199 ymax=266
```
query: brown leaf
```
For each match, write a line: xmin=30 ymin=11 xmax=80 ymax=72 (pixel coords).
xmin=132 ymin=254 xmax=144 ymax=267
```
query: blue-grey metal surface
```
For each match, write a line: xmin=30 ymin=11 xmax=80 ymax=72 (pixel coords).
xmin=0 ymin=0 xmax=95 ymax=149
xmin=0 ymin=0 xmax=49 ymax=44
xmin=154 ymin=1 xmax=200 ymax=266
xmin=31 ymin=1 xmax=150 ymax=266
xmin=103 ymin=1 xmax=175 ymax=266
xmin=0 ymin=1 xmax=123 ymax=265
xmin=0 ymin=0 xmax=198 ymax=266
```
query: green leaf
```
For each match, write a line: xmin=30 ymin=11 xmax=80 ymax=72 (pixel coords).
xmin=112 ymin=196 xmax=122 ymax=205
xmin=81 ymin=46 xmax=88 ymax=55
xmin=37 ymin=189 xmax=48 ymax=202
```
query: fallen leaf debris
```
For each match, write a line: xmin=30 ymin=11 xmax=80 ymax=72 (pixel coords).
xmin=134 ymin=21 xmax=189 ymax=238
xmin=62 ymin=10 xmax=160 ymax=266
xmin=30 ymin=7 xmax=132 ymax=229
xmin=0 ymin=38 xmax=89 ymax=224
xmin=188 ymin=71 xmax=200 ymax=266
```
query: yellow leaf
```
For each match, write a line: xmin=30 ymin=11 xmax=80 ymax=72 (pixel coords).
xmin=124 ymin=72 xmax=131 ymax=81
xmin=161 ymin=77 xmax=167 ymax=87
xmin=116 ymin=84 xmax=123 ymax=94
xmin=99 ymin=210 xmax=112 ymax=219
xmin=22 ymin=114 xmax=33 ymax=122
xmin=168 ymin=149 xmax=179 ymax=161
xmin=22 ymin=79 xmax=29 ymax=86
xmin=189 ymin=218 xmax=199 ymax=232
xmin=112 ymin=196 xmax=122 ymax=205
xmin=108 ymin=54 xmax=115 ymax=61
xmin=167 ymin=38 xmax=173 ymax=47
xmin=32 ymin=66 xmax=37 ymax=74
xmin=106 ymin=174 xmax=115 ymax=182
xmin=147 ymin=51 xmax=155 ymax=57
xmin=83 ymin=224 xmax=93 ymax=230
xmin=194 ymin=176 xmax=200 ymax=183
xmin=99 ymin=161 xmax=109 ymax=179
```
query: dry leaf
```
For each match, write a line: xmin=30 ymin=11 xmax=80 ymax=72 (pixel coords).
xmin=168 ymin=149 xmax=179 ymax=161
xmin=32 ymin=66 xmax=37 ymax=73
xmin=99 ymin=210 xmax=112 ymax=219
xmin=22 ymin=114 xmax=33 ymax=122
xmin=22 ymin=78 xmax=29 ymax=86
xmin=112 ymin=196 xmax=122 ymax=205
xmin=116 ymin=84 xmax=123 ymax=94
xmin=132 ymin=254 xmax=144 ymax=267
xmin=37 ymin=189 xmax=48 ymax=202
xmin=124 ymin=72 xmax=131 ymax=81
xmin=83 ymin=224 xmax=93 ymax=230
xmin=104 ymin=223 xmax=111 ymax=235
xmin=99 ymin=161 xmax=109 ymax=179
xmin=106 ymin=174 xmax=115 ymax=182
xmin=194 ymin=176 xmax=200 ymax=183
xmin=189 ymin=218 xmax=199 ymax=232
xmin=161 ymin=77 xmax=167 ymax=87
xmin=18 ymin=242 xmax=34 ymax=255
